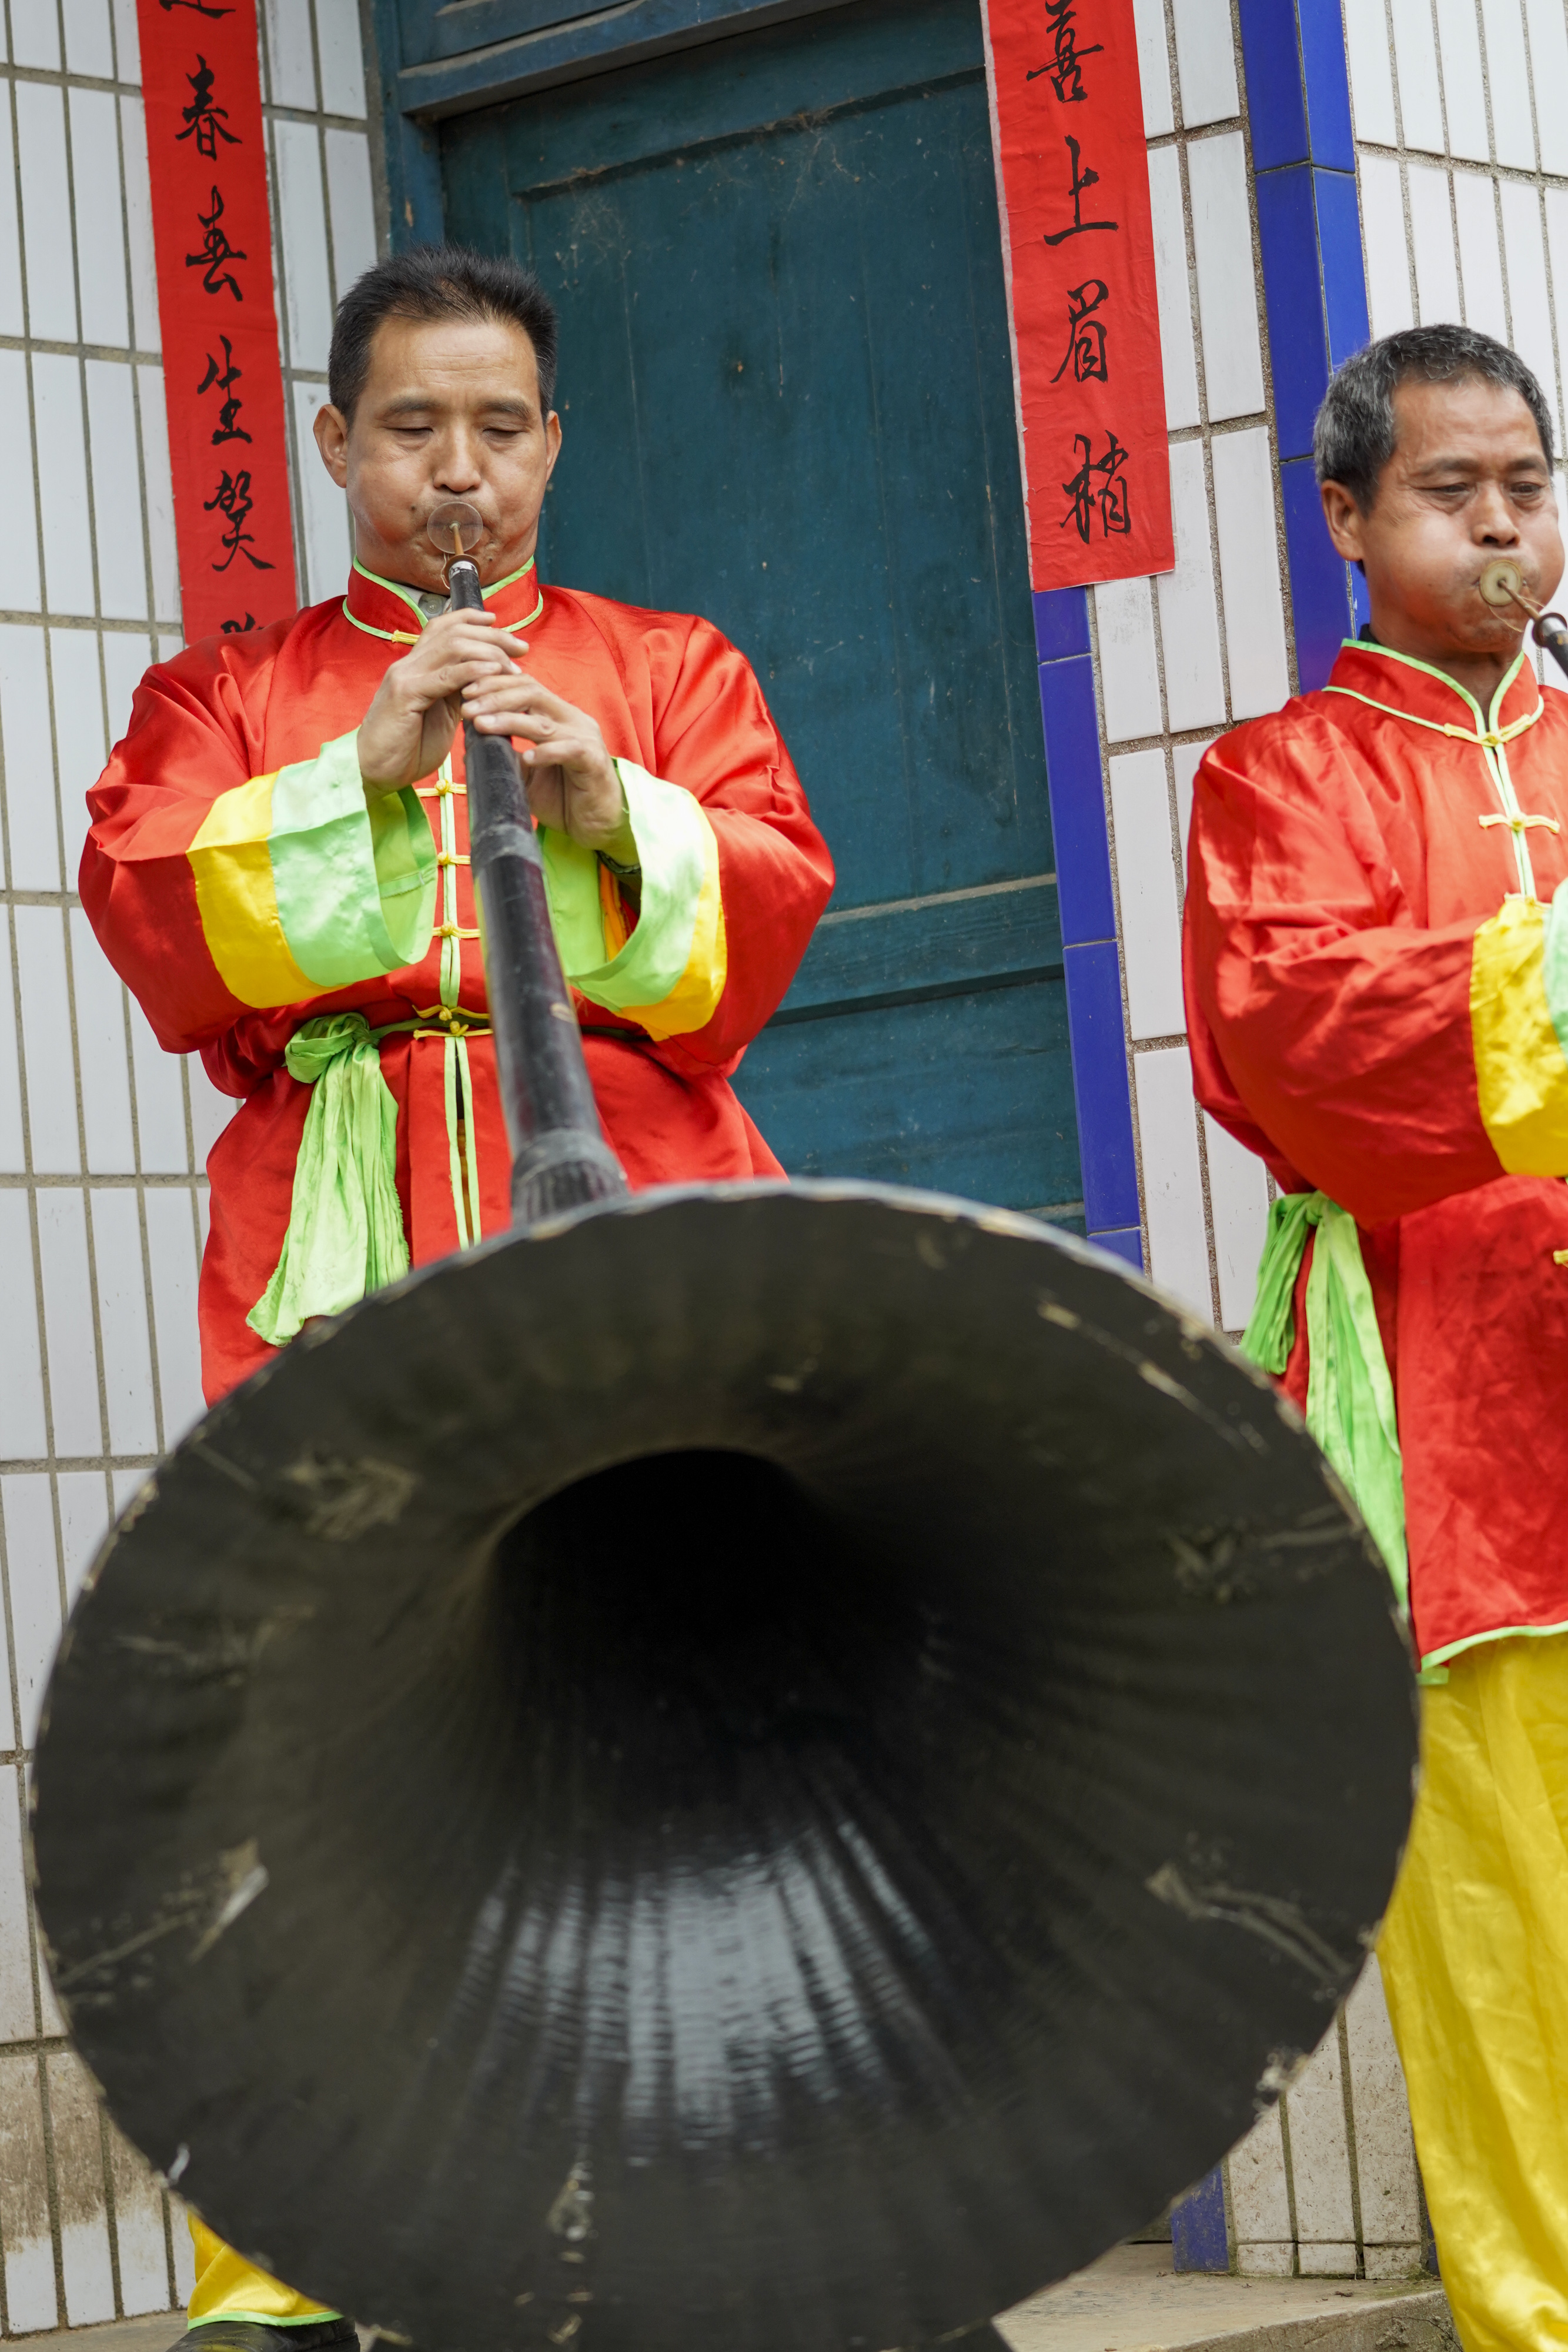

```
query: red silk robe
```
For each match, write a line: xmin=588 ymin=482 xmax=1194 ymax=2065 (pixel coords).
xmin=82 ymin=562 xmax=833 ymax=1403
xmin=1183 ymin=638 xmax=1568 ymax=1670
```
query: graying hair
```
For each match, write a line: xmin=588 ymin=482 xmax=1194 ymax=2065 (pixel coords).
xmin=1313 ymin=325 xmax=1555 ymax=510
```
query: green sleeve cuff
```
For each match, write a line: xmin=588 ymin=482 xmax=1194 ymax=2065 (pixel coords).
xmin=269 ymin=731 xmax=437 ymax=987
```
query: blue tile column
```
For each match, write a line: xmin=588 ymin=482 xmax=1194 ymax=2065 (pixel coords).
xmin=1171 ymin=2169 xmax=1231 ymax=2272
xmin=1033 ymin=586 xmax=1143 ymax=1272
xmin=1238 ymin=0 xmax=1373 ymax=690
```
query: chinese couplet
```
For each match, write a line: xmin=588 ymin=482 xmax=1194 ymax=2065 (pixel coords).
xmin=136 ymin=0 xmax=296 ymax=641
xmin=981 ymin=0 xmax=1172 ymax=590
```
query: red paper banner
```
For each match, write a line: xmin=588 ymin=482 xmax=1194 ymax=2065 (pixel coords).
xmin=137 ymin=0 xmax=297 ymax=643
xmin=981 ymin=0 xmax=1172 ymax=591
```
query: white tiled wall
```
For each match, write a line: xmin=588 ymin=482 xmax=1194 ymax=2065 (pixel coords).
xmin=0 ymin=0 xmax=367 ymax=2327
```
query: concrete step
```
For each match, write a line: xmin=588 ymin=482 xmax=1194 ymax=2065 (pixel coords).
xmin=998 ymin=2244 xmax=1455 ymax=2352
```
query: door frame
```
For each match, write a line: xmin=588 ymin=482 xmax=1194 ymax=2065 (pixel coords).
xmin=362 ymin=0 xmax=1369 ymax=1272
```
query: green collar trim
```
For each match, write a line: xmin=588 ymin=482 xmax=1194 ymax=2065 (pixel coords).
xmin=1338 ymin=636 xmax=1533 ymax=734
xmin=350 ymin=553 xmax=539 ymax=629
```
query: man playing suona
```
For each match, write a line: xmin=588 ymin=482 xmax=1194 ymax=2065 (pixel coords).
xmin=1185 ymin=323 xmax=1568 ymax=2352
xmin=82 ymin=245 xmax=833 ymax=2350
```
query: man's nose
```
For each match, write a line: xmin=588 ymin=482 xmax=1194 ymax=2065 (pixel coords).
xmin=432 ymin=431 xmax=484 ymax=491
xmin=1475 ymin=483 xmax=1522 ymax=542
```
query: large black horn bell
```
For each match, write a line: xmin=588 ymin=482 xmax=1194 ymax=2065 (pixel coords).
xmin=34 ymin=1180 xmax=1413 ymax=2352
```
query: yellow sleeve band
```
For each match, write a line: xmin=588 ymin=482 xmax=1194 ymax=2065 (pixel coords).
xmin=1471 ymin=892 xmax=1568 ymax=1174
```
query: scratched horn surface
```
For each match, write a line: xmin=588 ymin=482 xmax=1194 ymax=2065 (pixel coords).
xmin=32 ymin=1181 xmax=1415 ymax=2352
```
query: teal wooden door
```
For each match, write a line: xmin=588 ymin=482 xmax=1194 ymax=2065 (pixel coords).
xmin=442 ymin=0 xmax=1081 ymax=1221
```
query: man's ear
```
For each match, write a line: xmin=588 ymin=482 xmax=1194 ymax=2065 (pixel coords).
xmin=313 ymin=402 xmax=350 ymax=487
xmin=1321 ymin=477 xmax=1367 ymax=564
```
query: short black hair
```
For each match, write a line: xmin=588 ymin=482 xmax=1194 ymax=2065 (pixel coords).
xmin=328 ymin=244 xmax=559 ymax=421
xmin=1313 ymin=325 xmax=1556 ymax=511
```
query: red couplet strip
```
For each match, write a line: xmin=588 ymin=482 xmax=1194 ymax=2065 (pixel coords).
xmin=981 ymin=0 xmax=1173 ymax=592
xmin=136 ymin=0 xmax=297 ymax=643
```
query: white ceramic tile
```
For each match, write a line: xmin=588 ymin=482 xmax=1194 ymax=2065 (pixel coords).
xmin=0 ymin=94 xmax=25 ymax=340
xmin=89 ymin=1188 xmax=155 ymax=1455
xmin=1529 ymin=0 xmax=1568 ymax=178
xmin=1285 ymin=2022 xmax=1355 ymax=2243
xmin=0 ymin=349 xmax=39 ymax=620
xmin=129 ymin=998 xmax=189 ymax=1172
xmin=1186 ymin=132 xmax=1264 ymax=422
xmin=36 ymin=1190 xmax=103 ymax=1458
xmin=33 ymin=1893 xmax=62 ymax=2036
xmin=1500 ymin=182 xmax=1557 ymax=441
xmin=1211 ymin=426 xmax=1289 ymax=721
xmin=1131 ymin=0 xmax=1174 ymax=138
xmin=16 ymin=83 xmax=76 ymax=343
xmin=0 ymin=1615 xmax=14 ymax=1748
xmin=0 ymin=2047 xmax=58 ymax=2330
xmin=158 ymin=630 xmax=182 ymax=664
xmin=1 ymin=1476 xmax=62 ymax=1749
xmin=0 ymin=1770 xmax=31 ymax=2039
xmin=1548 ymin=194 xmax=1568 ymax=432
xmin=325 ymin=126 xmax=376 ymax=302
xmin=137 ymin=365 xmax=180 ymax=623
xmin=171 ymin=2200 xmax=197 ymax=2300
xmin=64 ymin=0 xmax=115 ymax=76
xmin=121 ymin=97 xmax=158 ymax=354
xmin=55 ymin=1471 xmax=109 ymax=1608
xmin=1148 ymin=145 xmax=1199 ymax=433
xmin=52 ymin=632 xmax=108 ymax=886
xmin=316 ymin=0 xmax=368 ymax=116
xmin=292 ymin=375 xmax=349 ymax=602
xmin=1108 ymin=750 xmax=1184 ymax=1041
xmin=1389 ymin=0 xmax=1448 ymax=153
xmin=46 ymin=2047 xmax=115 ymax=2324
xmin=14 ymin=906 xmax=81 ymax=1171
xmin=1226 ymin=2099 xmax=1291 ymax=2241
xmin=1094 ymin=575 xmax=1162 ymax=742
xmin=1360 ymin=154 xmax=1417 ymax=339
xmin=1134 ymin=1043 xmax=1213 ymax=1318
xmin=0 ymin=961 xmax=22 ymax=1169
xmin=1235 ymin=2239 xmax=1295 ymax=2277
xmin=0 ymin=626 xmax=60 ymax=891
xmin=143 ymin=1188 xmax=204 ymax=1442
xmin=1171 ymin=0 xmax=1239 ymax=128
xmin=34 ymin=355 xmax=96 ymax=619
xmin=111 ymin=1465 xmax=147 ymax=1514
xmin=69 ymin=88 xmax=129 ymax=349
xmin=109 ymin=2122 xmax=174 ymax=2314
xmin=103 ymin=626 xmax=153 ymax=753
xmin=1298 ymin=2244 xmax=1358 ymax=2276
xmin=111 ymin=0 xmax=141 ymax=82
xmin=275 ymin=118 xmax=333 ymax=373
xmin=1407 ymin=162 xmax=1462 ymax=325
xmin=1480 ymin=0 xmax=1535 ymax=166
xmin=87 ymin=361 xmax=149 ymax=620
xmin=1202 ymin=1111 xmax=1270 ymax=1332
xmin=1156 ymin=440 xmax=1226 ymax=734
xmin=8 ymin=0 xmax=59 ymax=71
xmin=1345 ymin=1957 xmax=1423 ymax=2248
xmin=70 ymin=912 xmax=135 ymax=1174
xmin=1455 ymin=171 xmax=1509 ymax=343
xmin=0 ymin=1194 xmax=46 ymax=1459
xmin=188 ymin=1057 xmax=238 ymax=1171
xmin=1435 ymin=0 xmax=1490 ymax=160
xmin=1345 ymin=0 xmax=1399 ymax=143
xmin=266 ymin=0 xmax=319 ymax=108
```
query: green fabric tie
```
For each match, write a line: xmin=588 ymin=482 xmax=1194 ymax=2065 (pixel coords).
xmin=1240 ymin=1191 xmax=1409 ymax=1617
xmin=248 ymin=1013 xmax=410 ymax=1347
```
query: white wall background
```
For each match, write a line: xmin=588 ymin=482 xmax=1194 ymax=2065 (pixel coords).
xmin=0 ymin=0 xmax=363 ymax=2326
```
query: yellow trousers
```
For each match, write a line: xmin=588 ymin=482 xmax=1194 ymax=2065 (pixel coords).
xmin=1380 ymin=1634 xmax=1568 ymax=2352
xmin=186 ymin=2217 xmax=338 ymax=2328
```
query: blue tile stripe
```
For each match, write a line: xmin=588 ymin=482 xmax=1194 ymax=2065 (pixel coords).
xmin=1239 ymin=0 xmax=1372 ymax=690
xmin=1172 ymin=2167 xmax=1231 ymax=2272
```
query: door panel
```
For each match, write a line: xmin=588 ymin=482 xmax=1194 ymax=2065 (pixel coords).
xmin=442 ymin=0 xmax=1082 ymax=1218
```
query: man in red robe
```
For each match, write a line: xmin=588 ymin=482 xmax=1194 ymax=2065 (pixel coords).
xmin=81 ymin=243 xmax=833 ymax=2348
xmin=1185 ymin=324 xmax=1568 ymax=2352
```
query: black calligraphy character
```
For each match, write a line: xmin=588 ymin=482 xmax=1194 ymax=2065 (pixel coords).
xmin=1043 ymin=136 xmax=1118 ymax=245
xmin=197 ymin=336 xmax=250 ymax=443
xmin=159 ymin=0 xmax=235 ymax=16
xmin=178 ymin=58 xmax=239 ymax=160
xmin=1051 ymin=279 xmax=1109 ymax=384
xmin=1027 ymin=0 xmax=1104 ymax=102
xmin=220 ymin=613 xmax=258 ymax=631
xmin=186 ymin=185 xmax=246 ymax=300
xmin=205 ymin=469 xmax=274 ymax=572
xmin=1060 ymin=431 xmax=1131 ymax=542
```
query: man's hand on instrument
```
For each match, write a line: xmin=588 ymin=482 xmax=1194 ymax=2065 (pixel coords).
xmin=357 ymin=611 xmax=530 ymax=794
xmin=464 ymin=670 xmax=640 ymax=867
